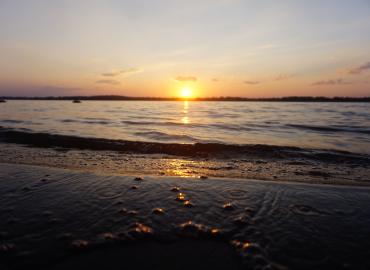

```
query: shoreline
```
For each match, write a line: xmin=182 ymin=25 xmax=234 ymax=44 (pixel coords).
xmin=3 ymin=126 xmax=370 ymax=158
xmin=1 ymin=142 xmax=369 ymax=187
xmin=1 ymin=163 xmax=370 ymax=270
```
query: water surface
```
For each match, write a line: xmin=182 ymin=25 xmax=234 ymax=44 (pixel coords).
xmin=1 ymin=101 xmax=369 ymax=154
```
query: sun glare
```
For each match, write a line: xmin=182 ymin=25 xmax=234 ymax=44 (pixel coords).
xmin=180 ymin=87 xmax=192 ymax=99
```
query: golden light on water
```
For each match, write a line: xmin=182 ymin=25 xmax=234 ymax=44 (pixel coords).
xmin=181 ymin=116 xmax=189 ymax=124
xmin=182 ymin=100 xmax=189 ymax=124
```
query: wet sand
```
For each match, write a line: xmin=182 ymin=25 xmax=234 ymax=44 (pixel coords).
xmin=1 ymin=143 xmax=369 ymax=186
xmin=1 ymin=163 xmax=370 ymax=270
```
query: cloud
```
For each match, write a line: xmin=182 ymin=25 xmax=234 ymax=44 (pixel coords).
xmin=244 ymin=80 xmax=260 ymax=85
xmin=311 ymin=78 xmax=351 ymax=86
xmin=274 ymin=74 xmax=294 ymax=81
xmin=101 ymin=68 xmax=141 ymax=77
xmin=349 ymin=61 xmax=370 ymax=75
xmin=101 ymin=71 xmax=121 ymax=77
xmin=96 ymin=79 xmax=120 ymax=85
xmin=175 ymin=76 xmax=197 ymax=82
xmin=212 ymin=78 xmax=220 ymax=82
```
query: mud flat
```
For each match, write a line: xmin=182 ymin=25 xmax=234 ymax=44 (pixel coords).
xmin=1 ymin=163 xmax=370 ymax=270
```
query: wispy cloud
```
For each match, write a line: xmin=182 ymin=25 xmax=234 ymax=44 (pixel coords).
xmin=244 ymin=80 xmax=260 ymax=85
xmin=101 ymin=71 xmax=121 ymax=77
xmin=174 ymin=76 xmax=197 ymax=82
xmin=274 ymin=74 xmax=295 ymax=81
xmin=96 ymin=79 xmax=120 ymax=85
xmin=311 ymin=78 xmax=350 ymax=86
xmin=349 ymin=61 xmax=370 ymax=75
xmin=101 ymin=68 xmax=141 ymax=77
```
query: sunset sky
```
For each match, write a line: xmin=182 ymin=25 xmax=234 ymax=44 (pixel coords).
xmin=0 ymin=0 xmax=369 ymax=97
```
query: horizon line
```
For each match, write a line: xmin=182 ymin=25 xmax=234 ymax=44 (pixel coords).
xmin=1 ymin=95 xmax=370 ymax=102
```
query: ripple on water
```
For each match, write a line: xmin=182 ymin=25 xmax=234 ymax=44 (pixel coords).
xmin=290 ymin=204 xmax=324 ymax=216
xmin=225 ymin=189 xmax=249 ymax=200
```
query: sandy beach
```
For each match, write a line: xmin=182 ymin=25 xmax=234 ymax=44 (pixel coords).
xmin=1 ymin=163 xmax=370 ymax=270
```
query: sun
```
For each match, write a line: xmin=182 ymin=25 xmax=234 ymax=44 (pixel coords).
xmin=180 ymin=87 xmax=193 ymax=98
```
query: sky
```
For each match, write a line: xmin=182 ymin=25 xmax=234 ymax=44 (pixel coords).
xmin=0 ymin=0 xmax=370 ymax=97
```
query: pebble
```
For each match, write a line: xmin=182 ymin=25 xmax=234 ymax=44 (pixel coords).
xmin=223 ymin=202 xmax=235 ymax=210
xmin=118 ymin=208 xmax=128 ymax=214
xmin=129 ymin=223 xmax=154 ymax=238
xmin=152 ymin=208 xmax=165 ymax=215
xmin=231 ymin=239 xmax=251 ymax=251
xmin=183 ymin=200 xmax=194 ymax=207
xmin=128 ymin=210 xmax=138 ymax=216
xmin=176 ymin=193 xmax=186 ymax=202
xmin=134 ymin=177 xmax=143 ymax=181
xmin=171 ymin=186 xmax=180 ymax=192
xmin=178 ymin=221 xmax=207 ymax=236
xmin=210 ymin=228 xmax=221 ymax=236
xmin=233 ymin=216 xmax=248 ymax=226
xmin=178 ymin=221 xmax=220 ymax=239
xmin=71 ymin=239 xmax=89 ymax=250
xmin=101 ymin=232 xmax=116 ymax=241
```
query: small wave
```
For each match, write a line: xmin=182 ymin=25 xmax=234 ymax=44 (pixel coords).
xmin=122 ymin=120 xmax=209 ymax=129
xmin=0 ymin=119 xmax=42 ymax=125
xmin=134 ymin=131 xmax=198 ymax=142
xmin=122 ymin=120 xmax=171 ymax=126
xmin=84 ymin=120 xmax=111 ymax=125
xmin=0 ymin=119 xmax=26 ymax=124
xmin=60 ymin=119 xmax=111 ymax=125
xmin=287 ymin=124 xmax=370 ymax=135
xmin=122 ymin=120 xmax=264 ymax=132
xmin=60 ymin=119 xmax=78 ymax=123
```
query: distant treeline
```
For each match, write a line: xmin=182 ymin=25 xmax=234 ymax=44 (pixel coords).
xmin=1 ymin=96 xmax=370 ymax=102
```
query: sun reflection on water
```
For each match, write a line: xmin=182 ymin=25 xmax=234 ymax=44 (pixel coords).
xmin=181 ymin=101 xmax=190 ymax=124
xmin=166 ymin=159 xmax=198 ymax=177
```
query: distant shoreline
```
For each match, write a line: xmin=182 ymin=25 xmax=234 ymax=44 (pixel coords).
xmin=1 ymin=96 xmax=370 ymax=102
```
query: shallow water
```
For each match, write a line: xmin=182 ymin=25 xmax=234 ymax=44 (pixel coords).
xmin=1 ymin=101 xmax=369 ymax=154
xmin=1 ymin=164 xmax=370 ymax=270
